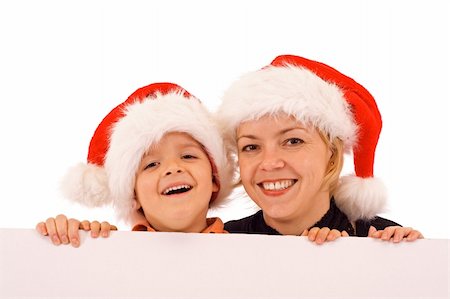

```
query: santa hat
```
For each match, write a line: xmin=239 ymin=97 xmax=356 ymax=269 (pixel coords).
xmin=61 ymin=82 xmax=232 ymax=222
xmin=219 ymin=55 xmax=386 ymax=221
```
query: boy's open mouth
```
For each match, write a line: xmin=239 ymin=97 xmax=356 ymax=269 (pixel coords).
xmin=162 ymin=184 xmax=193 ymax=195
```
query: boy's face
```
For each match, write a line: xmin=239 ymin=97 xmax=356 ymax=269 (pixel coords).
xmin=135 ymin=132 xmax=219 ymax=232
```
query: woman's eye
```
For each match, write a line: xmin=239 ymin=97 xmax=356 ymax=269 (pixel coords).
xmin=144 ymin=161 xmax=159 ymax=170
xmin=285 ymin=138 xmax=304 ymax=145
xmin=241 ymin=144 xmax=259 ymax=152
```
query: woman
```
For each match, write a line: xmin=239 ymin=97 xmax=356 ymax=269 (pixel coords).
xmin=218 ymin=54 xmax=422 ymax=242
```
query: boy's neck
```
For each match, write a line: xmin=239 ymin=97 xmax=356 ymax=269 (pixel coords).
xmin=133 ymin=214 xmax=209 ymax=233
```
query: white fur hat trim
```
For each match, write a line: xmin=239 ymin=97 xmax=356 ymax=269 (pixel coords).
xmin=334 ymin=175 xmax=387 ymax=221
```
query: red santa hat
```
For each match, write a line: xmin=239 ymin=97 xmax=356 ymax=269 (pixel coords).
xmin=219 ymin=55 xmax=386 ymax=221
xmin=61 ymin=82 xmax=232 ymax=222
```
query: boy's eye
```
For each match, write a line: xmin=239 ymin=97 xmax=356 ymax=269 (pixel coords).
xmin=182 ymin=154 xmax=197 ymax=159
xmin=285 ymin=138 xmax=304 ymax=145
xmin=241 ymin=144 xmax=259 ymax=152
xmin=144 ymin=161 xmax=159 ymax=170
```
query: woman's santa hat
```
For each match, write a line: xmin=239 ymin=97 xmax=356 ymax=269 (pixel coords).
xmin=61 ymin=82 xmax=232 ymax=222
xmin=218 ymin=55 xmax=386 ymax=221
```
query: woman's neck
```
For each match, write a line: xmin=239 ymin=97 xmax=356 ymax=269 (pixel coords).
xmin=263 ymin=194 xmax=331 ymax=235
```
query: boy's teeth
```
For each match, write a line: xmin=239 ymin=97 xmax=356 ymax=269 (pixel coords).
xmin=163 ymin=184 xmax=192 ymax=195
xmin=261 ymin=180 xmax=294 ymax=191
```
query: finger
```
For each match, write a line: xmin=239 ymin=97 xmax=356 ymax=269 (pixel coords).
xmin=326 ymin=229 xmax=341 ymax=241
xmin=100 ymin=222 xmax=111 ymax=238
xmin=341 ymin=230 xmax=349 ymax=237
xmin=308 ymin=227 xmax=320 ymax=242
xmin=36 ymin=222 xmax=48 ymax=236
xmin=381 ymin=226 xmax=399 ymax=241
xmin=406 ymin=230 xmax=424 ymax=241
xmin=368 ymin=226 xmax=377 ymax=237
xmin=371 ymin=230 xmax=383 ymax=239
xmin=90 ymin=221 xmax=100 ymax=238
xmin=315 ymin=227 xmax=330 ymax=245
xmin=45 ymin=217 xmax=60 ymax=245
xmin=393 ymin=227 xmax=411 ymax=243
xmin=110 ymin=225 xmax=118 ymax=231
xmin=80 ymin=220 xmax=91 ymax=231
xmin=55 ymin=214 xmax=69 ymax=244
xmin=300 ymin=229 xmax=309 ymax=237
xmin=68 ymin=218 xmax=81 ymax=248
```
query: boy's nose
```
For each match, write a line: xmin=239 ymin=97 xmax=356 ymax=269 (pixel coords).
xmin=164 ymin=162 xmax=184 ymax=176
xmin=165 ymin=169 xmax=183 ymax=176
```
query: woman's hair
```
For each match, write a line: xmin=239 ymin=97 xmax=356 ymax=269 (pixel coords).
xmin=318 ymin=131 xmax=344 ymax=195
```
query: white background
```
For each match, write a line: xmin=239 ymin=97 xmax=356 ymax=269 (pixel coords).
xmin=0 ymin=0 xmax=448 ymax=238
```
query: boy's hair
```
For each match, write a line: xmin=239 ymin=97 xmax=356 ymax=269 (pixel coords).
xmin=61 ymin=82 xmax=233 ymax=223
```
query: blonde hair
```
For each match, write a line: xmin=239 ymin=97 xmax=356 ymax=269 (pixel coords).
xmin=318 ymin=131 xmax=344 ymax=195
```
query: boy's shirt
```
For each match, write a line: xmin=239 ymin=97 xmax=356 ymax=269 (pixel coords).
xmin=132 ymin=217 xmax=228 ymax=234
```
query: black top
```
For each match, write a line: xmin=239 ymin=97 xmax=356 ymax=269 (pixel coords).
xmin=224 ymin=199 xmax=400 ymax=237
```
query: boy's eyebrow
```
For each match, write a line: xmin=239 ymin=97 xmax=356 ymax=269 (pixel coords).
xmin=180 ymin=142 xmax=204 ymax=149
xmin=237 ymin=126 xmax=308 ymax=141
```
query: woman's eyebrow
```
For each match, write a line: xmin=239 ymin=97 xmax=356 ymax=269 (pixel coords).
xmin=237 ymin=134 xmax=258 ymax=141
xmin=238 ymin=127 xmax=308 ymax=140
xmin=280 ymin=126 xmax=308 ymax=134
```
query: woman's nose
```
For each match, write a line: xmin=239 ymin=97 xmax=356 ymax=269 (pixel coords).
xmin=259 ymin=150 xmax=285 ymax=171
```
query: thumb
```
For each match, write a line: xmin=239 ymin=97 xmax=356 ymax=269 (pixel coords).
xmin=368 ymin=226 xmax=377 ymax=237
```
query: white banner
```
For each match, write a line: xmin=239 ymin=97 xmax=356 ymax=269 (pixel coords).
xmin=0 ymin=228 xmax=448 ymax=298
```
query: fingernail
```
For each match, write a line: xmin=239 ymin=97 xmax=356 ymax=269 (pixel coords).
xmin=92 ymin=232 xmax=98 ymax=238
xmin=102 ymin=231 xmax=108 ymax=237
xmin=71 ymin=238 xmax=79 ymax=247
xmin=61 ymin=235 xmax=68 ymax=244
xmin=52 ymin=235 xmax=60 ymax=245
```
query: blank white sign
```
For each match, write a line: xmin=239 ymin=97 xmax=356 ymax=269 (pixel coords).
xmin=0 ymin=229 xmax=448 ymax=298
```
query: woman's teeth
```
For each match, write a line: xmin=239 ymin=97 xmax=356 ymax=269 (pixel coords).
xmin=261 ymin=180 xmax=295 ymax=191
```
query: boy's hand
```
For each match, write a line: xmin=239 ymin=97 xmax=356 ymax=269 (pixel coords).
xmin=368 ymin=226 xmax=424 ymax=242
xmin=36 ymin=214 xmax=117 ymax=248
xmin=301 ymin=227 xmax=349 ymax=245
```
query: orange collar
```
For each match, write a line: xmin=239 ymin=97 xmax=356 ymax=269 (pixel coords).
xmin=132 ymin=217 xmax=227 ymax=234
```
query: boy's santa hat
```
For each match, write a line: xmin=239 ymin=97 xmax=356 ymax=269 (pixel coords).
xmin=61 ymin=82 xmax=232 ymax=222
xmin=219 ymin=55 xmax=386 ymax=221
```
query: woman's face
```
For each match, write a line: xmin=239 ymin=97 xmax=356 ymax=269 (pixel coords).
xmin=236 ymin=114 xmax=332 ymax=222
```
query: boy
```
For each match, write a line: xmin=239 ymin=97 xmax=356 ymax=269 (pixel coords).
xmin=37 ymin=82 xmax=233 ymax=246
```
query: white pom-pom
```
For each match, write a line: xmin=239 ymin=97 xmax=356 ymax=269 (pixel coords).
xmin=60 ymin=163 xmax=111 ymax=207
xmin=334 ymin=175 xmax=387 ymax=221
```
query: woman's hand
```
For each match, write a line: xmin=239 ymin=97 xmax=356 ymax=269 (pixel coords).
xmin=36 ymin=214 xmax=117 ymax=247
xmin=368 ymin=226 xmax=423 ymax=242
xmin=302 ymin=227 xmax=349 ymax=245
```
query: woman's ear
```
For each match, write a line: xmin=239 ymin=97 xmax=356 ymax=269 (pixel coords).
xmin=132 ymin=192 xmax=142 ymax=210
xmin=134 ymin=200 xmax=142 ymax=210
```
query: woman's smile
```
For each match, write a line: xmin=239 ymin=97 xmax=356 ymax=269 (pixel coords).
xmin=257 ymin=179 xmax=297 ymax=195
